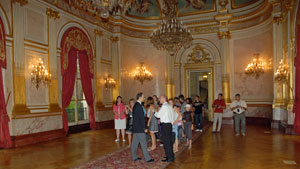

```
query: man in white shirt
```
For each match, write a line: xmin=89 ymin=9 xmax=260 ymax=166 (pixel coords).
xmin=230 ymin=94 xmax=247 ymax=136
xmin=155 ymin=96 xmax=175 ymax=162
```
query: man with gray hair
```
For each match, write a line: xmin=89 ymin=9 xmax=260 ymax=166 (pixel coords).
xmin=155 ymin=95 xmax=175 ymax=162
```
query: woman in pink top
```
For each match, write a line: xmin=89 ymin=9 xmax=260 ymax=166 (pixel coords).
xmin=113 ymin=96 xmax=126 ymax=142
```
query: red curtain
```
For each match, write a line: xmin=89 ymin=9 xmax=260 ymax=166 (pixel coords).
xmin=0 ymin=68 xmax=12 ymax=148
xmin=62 ymin=48 xmax=77 ymax=134
xmin=78 ymin=51 xmax=96 ymax=130
xmin=0 ymin=17 xmax=12 ymax=148
xmin=294 ymin=27 xmax=300 ymax=135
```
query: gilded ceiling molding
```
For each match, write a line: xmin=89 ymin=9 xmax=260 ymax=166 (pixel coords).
xmin=46 ymin=8 xmax=60 ymax=20
xmin=12 ymin=0 xmax=28 ymax=6
xmin=218 ymin=31 xmax=231 ymax=39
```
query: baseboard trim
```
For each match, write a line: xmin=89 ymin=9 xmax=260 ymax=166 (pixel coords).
xmin=11 ymin=129 xmax=65 ymax=148
xmin=96 ymin=120 xmax=114 ymax=129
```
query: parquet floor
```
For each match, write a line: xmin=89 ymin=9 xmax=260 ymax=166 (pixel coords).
xmin=0 ymin=125 xmax=299 ymax=169
xmin=167 ymin=125 xmax=300 ymax=169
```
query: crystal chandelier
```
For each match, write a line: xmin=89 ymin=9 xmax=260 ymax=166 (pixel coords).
xmin=132 ymin=62 xmax=153 ymax=84
xmin=65 ymin=0 xmax=136 ymax=19
xmin=245 ymin=53 xmax=264 ymax=78
xmin=104 ymin=75 xmax=116 ymax=89
xmin=31 ymin=58 xmax=51 ymax=89
xmin=275 ymin=59 xmax=288 ymax=82
xmin=151 ymin=0 xmax=193 ymax=55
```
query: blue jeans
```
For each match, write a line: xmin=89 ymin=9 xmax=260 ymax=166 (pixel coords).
xmin=195 ymin=113 xmax=203 ymax=129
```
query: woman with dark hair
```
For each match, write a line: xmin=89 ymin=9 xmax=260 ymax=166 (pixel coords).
xmin=113 ymin=96 xmax=126 ymax=142
xmin=126 ymin=98 xmax=135 ymax=145
xmin=147 ymin=97 xmax=158 ymax=151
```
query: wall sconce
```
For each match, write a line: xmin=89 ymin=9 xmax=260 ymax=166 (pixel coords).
xmin=275 ymin=59 xmax=289 ymax=82
xmin=245 ymin=53 xmax=264 ymax=78
xmin=31 ymin=58 xmax=51 ymax=89
xmin=132 ymin=62 xmax=153 ymax=84
xmin=104 ymin=75 xmax=116 ymax=89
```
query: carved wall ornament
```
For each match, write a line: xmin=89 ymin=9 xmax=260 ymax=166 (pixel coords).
xmin=61 ymin=27 xmax=94 ymax=74
xmin=94 ymin=29 xmax=103 ymax=36
xmin=218 ymin=31 xmax=231 ymax=39
xmin=110 ymin=36 xmax=119 ymax=42
xmin=46 ymin=8 xmax=60 ymax=20
xmin=186 ymin=44 xmax=212 ymax=63
xmin=218 ymin=0 xmax=229 ymax=13
xmin=273 ymin=15 xmax=283 ymax=24
xmin=12 ymin=0 xmax=28 ymax=6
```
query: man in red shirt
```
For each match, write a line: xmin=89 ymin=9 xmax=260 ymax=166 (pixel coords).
xmin=212 ymin=93 xmax=226 ymax=132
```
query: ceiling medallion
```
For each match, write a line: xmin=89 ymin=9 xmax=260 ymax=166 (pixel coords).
xmin=186 ymin=44 xmax=212 ymax=63
xmin=150 ymin=0 xmax=193 ymax=56
xmin=64 ymin=0 xmax=136 ymax=19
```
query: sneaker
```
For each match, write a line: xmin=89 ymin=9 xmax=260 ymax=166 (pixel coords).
xmin=115 ymin=139 xmax=119 ymax=142
xmin=235 ymin=133 xmax=240 ymax=136
xmin=200 ymin=129 xmax=203 ymax=132
xmin=195 ymin=129 xmax=200 ymax=132
xmin=160 ymin=144 xmax=164 ymax=147
xmin=242 ymin=133 xmax=246 ymax=136
xmin=123 ymin=139 xmax=126 ymax=142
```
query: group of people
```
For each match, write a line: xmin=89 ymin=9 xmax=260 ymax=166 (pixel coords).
xmin=113 ymin=92 xmax=248 ymax=163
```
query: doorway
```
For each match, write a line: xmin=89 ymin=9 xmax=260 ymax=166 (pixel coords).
xmin=185 ymin=68 xmax=214 ymax=121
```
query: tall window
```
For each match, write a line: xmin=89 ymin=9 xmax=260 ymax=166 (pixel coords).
xmin=66 ymin=58 xmax=89 ymax=125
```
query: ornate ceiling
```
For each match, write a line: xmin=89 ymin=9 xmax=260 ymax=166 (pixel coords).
xmin=126 ymin=0 xmax=260 ymax=19
xmin=44 ymin=0 xmax=271 ymax=38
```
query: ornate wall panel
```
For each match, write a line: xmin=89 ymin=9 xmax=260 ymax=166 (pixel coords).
xmin=24 ymin=8 xmax=46 ymax=44
xmin=232 ymin=29 xmax=273 ymax=101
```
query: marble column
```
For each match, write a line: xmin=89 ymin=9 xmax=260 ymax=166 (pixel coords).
xmin=47 ymin=8 xmax=61 ymax=112
xmin=11 ymin=1 xmax=30 ymax=118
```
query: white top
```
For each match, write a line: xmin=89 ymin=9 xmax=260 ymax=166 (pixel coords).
xmin=155 ymin=102 xmax=175 ymax=123
xmin=230 ymin=100 xmax=247 ymax=114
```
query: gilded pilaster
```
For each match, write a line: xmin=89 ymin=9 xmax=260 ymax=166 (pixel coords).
xmin=47 ymin=8 xmax=61 ymax=112
xmin=95 ymin=30 xmax=104 ymax=109
xmin=111 ymin=36 xmax=120 ymax=100
xmin=11 ymin=2 xmax=30 ymax=117
xmin=166 ymin=54 xmax=175 ymax=99
xmin=215 ymin=8 xmax=232 ymax=103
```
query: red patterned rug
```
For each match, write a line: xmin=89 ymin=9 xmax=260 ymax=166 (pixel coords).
xmin=73 ymin=123 xmax=212 ymax=169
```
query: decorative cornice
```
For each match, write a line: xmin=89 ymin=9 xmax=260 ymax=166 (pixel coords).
xmin=94 ymin=30 xmax=103 ymax=36
xmin=46 ymin=8 xmax=60 ymax=20
xmin=218 ymin=31 xmax=231 ymax=39
xmin=12 ymin=0 xmax=28 ymax=6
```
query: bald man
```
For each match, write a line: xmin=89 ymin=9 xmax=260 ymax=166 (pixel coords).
xmin=155 ymin=96 xmax=175 ymax=162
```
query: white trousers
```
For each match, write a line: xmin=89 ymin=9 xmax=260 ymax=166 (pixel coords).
xmin=212 ymin=113 xmax=223 ymax=132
